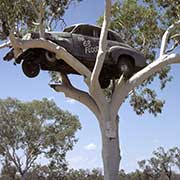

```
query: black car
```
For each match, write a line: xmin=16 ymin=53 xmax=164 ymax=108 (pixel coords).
xmin=4 ymin=24 xmax=146 ymax=88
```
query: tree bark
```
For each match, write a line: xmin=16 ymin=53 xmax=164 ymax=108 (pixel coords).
xmin=100 ymin=116 xmax=121 ymax=180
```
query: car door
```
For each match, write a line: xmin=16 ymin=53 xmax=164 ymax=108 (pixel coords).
xmin=71 ymin=25 xmax=100 ymax=60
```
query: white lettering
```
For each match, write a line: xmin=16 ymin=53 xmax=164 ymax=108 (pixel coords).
xmin=83 ymin=40 xmax=99 ymax=54
xmin=85 ymin=46 xmax=99 ymax=54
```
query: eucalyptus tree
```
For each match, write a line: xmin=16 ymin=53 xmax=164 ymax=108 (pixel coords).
xmin=138 ymin=147 xmax=179 ymax=180
xmin=0 ymin=98 xmax=81 ymax=180
xmin=0 ymin=0 xmax=180 ymax=180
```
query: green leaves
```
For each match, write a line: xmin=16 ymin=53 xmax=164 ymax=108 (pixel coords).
xmin=0 ymin=97 xmax=81 ymax=177
xmin=0 ymin=0 xmax=82 ymax=40
xmin=130 ymin=88 xmax=165 ymax=116
xmin=138 ymin=147 xmax=180 ymax=179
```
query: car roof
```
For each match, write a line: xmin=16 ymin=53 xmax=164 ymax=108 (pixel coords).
xmin=63 ymin=23 xmax=124 ymax=42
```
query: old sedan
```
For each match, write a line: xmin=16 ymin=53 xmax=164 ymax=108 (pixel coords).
xmin=4 ymin=24 xmax=146 ymax=88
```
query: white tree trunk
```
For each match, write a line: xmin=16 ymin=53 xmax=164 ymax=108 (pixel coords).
xmin=99 ymin=116 xmax=121 ymax=180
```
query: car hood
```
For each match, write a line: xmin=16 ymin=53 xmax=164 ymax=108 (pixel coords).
xmin=30 ymin=32 xmax=71 ymax=40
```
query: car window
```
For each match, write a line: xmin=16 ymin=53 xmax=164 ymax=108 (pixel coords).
xmin=72 ymin=25 xmax=101 ymax=38
xmin=108 ymin=31 xmax=123 ymax=42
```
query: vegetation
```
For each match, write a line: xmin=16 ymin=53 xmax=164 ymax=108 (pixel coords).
xmin=0 ymin=0 xmax=82 ymax=39
xmin=0 ymin=98 xmax=81 ymax=180
xmin=1 ymin=147 xmax=180 ymax=180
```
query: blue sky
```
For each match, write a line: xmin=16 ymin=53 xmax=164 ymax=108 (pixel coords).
xmin=0 ymin=0 xmax=180 ymax=173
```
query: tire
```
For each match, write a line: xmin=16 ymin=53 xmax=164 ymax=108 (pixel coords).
xmin=22 ymin=59 xmax=40 ymax=78
xmin=118 ymin=56 xmax=134 ymax=78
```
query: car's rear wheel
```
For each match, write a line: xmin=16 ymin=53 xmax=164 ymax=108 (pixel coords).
xmin=22 ymin=59 xmax=40 ymax=78
xmin=118 ymin=56 xmax=134 ymax=78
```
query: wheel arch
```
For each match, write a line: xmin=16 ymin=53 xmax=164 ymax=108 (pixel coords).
xmin=118 ymin=54 xmax=135 ymax=67
xmin=109 ymin=46 xmax=146 ymax=67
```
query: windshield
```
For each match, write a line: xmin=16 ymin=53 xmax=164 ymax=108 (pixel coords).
xmin=63 ymin=25 xmax=76 ymax=32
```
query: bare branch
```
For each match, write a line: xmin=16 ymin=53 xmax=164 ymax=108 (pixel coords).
xmin=0 ymin=41 xmax=11 ymax=49
xmin=160 ymin=20 xmax=180 ymax=57
xmin=171 ymin=33 xmax=180 ymax=40
xmin=39 ymin=1 xmax=46 ymax=38
xmin=50 ymin=83 xmax=101 ymax=119
xmin=90 ymin=0 xmax=111 ymax=87
xmin=166 ymin=41 xmax=179 ymax=53
xmin=166 ymin=33 xmax=180 ymax=53
xmin=89 ymin=0 xmax=112 ymax=111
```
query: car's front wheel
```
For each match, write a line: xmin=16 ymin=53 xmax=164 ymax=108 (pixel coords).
xmin=22 ymin=59 xmax=40 ymax=78
xmin=118 ymin=56 xmax=134 ymax=78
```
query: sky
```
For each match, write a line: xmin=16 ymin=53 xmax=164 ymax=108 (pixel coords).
xmin=0 ymin=0 xmax=180 ymax=173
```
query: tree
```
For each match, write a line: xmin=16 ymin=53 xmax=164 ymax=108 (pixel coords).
xmin=138 ymin=147 xmax=176 ymax=180
xmin=0 ymin=98 xmax=81 ymax=180
xmin=0 ymin=0 xmax=82 ymax=39
xmin=172 ymin=147 xmax=180 ymax=171
xmin=0 ymin=0 xmax=180 ymax=180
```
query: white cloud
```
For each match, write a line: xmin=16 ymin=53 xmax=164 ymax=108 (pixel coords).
xmin=65 ymin=98 xmax=77 ymax=104
xmin=84 ymin=143 xmax=97 ymax=151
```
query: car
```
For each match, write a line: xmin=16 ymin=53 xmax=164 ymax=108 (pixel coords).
xmin=3 ymin=24 xmax=147 ymax=88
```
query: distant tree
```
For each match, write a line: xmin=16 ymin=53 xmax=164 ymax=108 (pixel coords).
xmin=138 ymin=147 xmax=176 ymax=180
xmin=172 ymin=147 xmax=180 ymax=171
xmin=0 ymin=98 xmax=81 ymax=180
xmin=63 ymin=168 xmax=103 ymax=180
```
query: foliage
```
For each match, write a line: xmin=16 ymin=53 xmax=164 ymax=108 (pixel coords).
xmin=98 ymin=0 xmax=180 ymax=116
xmin=0 ymin=97 xmax=81 ymax=179
xmin=138 ymin=147 xmax=179 ymax=180
xmin=1 ymin=146 xmax=180 ymax=179
xmin=0 ymin=0 xmax=82 ymax=40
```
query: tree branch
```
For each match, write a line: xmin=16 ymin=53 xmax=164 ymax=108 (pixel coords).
xmin=160 ymin=20 xmax=180 ymax=57
xmin=166 ymin=41 xmax=179 ymax=54
xmin=89 ymin=0 xmax=112 ymax=111
xmin=49 ymin=80 xmax=100 ymax=119
xmin=0 ymin=41 xmax=11 ymax=49
xmin=10 ymin=38 xmax=91 ymax=78
xmin=111 ymin=53 xmax=180 ymax=116
xmin=39 ymin=1 xmax=46 ymax=38
xmin=91 ymin=0 xmax=111 ymax=86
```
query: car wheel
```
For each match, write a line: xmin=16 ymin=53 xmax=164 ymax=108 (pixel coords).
xmin=99 ymin=78 xmax=111 ymax=89
xmin=22 ymin=60 xmax=40 ymax=78
xmin=118 ymin=56 xmax=134 ymax=78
